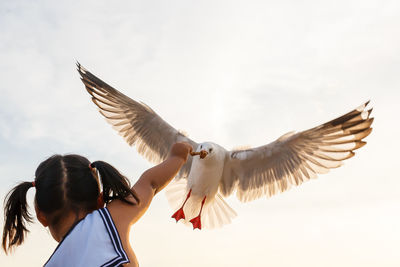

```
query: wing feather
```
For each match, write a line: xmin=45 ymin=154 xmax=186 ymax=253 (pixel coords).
xmin=220 ymin=101 xmax=373 ymax=202
xmin=77 ymin=63 xmax=198 ymax=178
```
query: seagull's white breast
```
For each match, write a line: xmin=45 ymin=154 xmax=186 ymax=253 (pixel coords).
xmin=187 ymin=155 xmax=225 ymax=199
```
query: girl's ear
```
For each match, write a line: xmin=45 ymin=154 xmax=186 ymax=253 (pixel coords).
xmin=97 ymin=192 xmax=105 ymax=209
xmin=35 ymin=207 xmax=49 ymax=227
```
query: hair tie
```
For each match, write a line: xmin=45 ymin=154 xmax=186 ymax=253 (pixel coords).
xmin=89 ymin=163 xmax=95 ymax=171
xmin=32 ymin=181 xmax=36 ymax=187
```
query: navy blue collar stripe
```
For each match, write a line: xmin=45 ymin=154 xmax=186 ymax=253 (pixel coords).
xmin=98 ymin=208 xmax=129 ymax=266
xmin=99 ymin=208 xmax=129 ymax=260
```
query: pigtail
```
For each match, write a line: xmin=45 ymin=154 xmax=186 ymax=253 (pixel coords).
xmin=2 ymin=182 xmax=34 ymax=253
xmin=91 ymin=161 xmax=140 ymax=205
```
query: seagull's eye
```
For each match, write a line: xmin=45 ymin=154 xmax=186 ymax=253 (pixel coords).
xmin=209 ymin=148 xmax=213 ymax=153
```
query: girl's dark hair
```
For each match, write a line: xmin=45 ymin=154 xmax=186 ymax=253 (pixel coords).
xmin=2 ymin=154 xmax=139 ymax=253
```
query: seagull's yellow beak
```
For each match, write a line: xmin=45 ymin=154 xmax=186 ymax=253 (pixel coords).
xmin=190 ymin=150 xmax=208 ymax=159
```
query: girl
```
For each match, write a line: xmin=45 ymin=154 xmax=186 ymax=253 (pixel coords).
xmin=2 ymin=142 xmax=193 ymax=266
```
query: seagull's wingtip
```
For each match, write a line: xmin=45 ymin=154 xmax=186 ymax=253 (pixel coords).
xmin=76 ymin=62 xmax=87 ymax=75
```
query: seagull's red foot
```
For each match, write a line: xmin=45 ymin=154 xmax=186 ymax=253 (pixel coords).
xmin=190 ymin=215 xmax=202 ymax=230
xmin=190 ymin=196 xmax=207 ymax=230
xmin=172 ymin=208 xmax=185 ymax=222
xmin=171 ymin=189 xmax=192 ymax=223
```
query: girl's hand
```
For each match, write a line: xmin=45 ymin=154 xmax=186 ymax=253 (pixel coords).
xmin=170 ymin=142 xmax=193 ymax=162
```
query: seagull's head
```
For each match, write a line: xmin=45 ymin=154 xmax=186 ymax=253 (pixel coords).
xmin=195 ymin=142 xmax=219 ymax=160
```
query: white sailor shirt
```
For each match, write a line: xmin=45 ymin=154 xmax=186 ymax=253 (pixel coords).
xmin=44 ymin=207 xmax=129 ymax=267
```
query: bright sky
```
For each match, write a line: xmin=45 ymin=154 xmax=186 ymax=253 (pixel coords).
xmin=1 ymin=0 xmax=399 ymax=266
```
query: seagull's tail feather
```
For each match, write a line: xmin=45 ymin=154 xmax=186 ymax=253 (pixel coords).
xmin=166 ymin=179 xmax=237 ymax=229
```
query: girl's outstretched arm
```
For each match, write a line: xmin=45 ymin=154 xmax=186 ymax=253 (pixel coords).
xmin=136 ymin=142 xmax=193 ymax=195
xmin=107 ymin=142 xmax=193 ymax=225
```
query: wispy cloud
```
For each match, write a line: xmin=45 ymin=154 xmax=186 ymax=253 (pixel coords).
xmin=0 ymin=0 xmax=399 ymax=266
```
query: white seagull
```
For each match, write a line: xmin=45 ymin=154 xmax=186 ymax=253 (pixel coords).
xmin=77 ymin=64 xmax=373 ymax=230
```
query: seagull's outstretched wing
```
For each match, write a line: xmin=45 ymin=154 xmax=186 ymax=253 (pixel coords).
xmin=220 ymin=101 xmax=373 ymax=202
xmin=77 ymin=63 xmax=198 ymax=178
